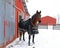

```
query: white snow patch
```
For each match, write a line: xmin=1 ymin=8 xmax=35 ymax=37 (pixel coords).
xmin=6 ymin=29 xmax=60 ymax=48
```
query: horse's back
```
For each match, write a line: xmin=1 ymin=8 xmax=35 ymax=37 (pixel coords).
xmin=18 ymin=19 xmax=29 ymax=32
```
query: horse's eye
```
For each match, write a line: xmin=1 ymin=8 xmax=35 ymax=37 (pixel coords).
xmin=39 ymin=20 xmax=41 ymax=23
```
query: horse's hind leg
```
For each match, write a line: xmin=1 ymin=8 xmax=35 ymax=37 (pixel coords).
xmin=28 ymin=35 xmax=31 ymax=46
xmin=19 ymin=32 xmax=22 ymax=41
xmin=32 ymin=34 xmax=35 ymax=44
xmin=23 ymin=32 xmax=25 ymax=41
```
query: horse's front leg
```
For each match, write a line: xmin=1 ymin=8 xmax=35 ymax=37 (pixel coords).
xmin=23 ymin=32 xmax=25 ymax=41
xmin=32 ymin=34 xmax=35 ymax=44
xmin=28 ymin=35 xmax=31 ymax=46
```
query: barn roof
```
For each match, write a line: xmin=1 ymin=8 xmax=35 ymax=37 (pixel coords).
xmin=15 ymin=0 xmax=30 ymax=16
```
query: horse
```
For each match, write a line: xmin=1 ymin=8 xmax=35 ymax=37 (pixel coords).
xmin=18 ymin=10 xmax=41 ymax=46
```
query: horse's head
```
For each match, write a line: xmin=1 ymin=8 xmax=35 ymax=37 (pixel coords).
xmin=32 ymin=10 xmax=41 ymax=26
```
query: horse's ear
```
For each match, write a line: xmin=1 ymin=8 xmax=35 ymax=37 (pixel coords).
xmin=36 ymin=10 xmax=38 ymax=13
xmin=40 ymin=11 xmax=41 ymax=14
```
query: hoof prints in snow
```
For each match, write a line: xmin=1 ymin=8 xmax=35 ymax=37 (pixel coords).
xmin=8 ymin=45 xmax=13 ymax=48
xmin=6 ymin=40 xmax=35 ymax=48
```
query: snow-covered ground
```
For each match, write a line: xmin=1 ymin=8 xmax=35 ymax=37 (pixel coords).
xmin=6 ymin=29 xmax=60 ymax=48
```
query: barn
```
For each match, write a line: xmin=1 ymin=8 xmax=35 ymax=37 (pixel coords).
xmin=0 ymin=0 xmax=29 ymax=48
xmin=41 ymin=16 xmax=56 ymax=25
xmin=39 ymin=16 xmax=56 ymax=29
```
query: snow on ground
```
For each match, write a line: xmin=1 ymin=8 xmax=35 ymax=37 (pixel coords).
xmin=6 ymin=29 xmax=60 ymax=48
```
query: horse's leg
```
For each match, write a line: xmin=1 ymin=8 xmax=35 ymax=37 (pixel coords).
xmin=19 ymin=32 xmax=22 ymax=41
xmin=28 ymin=35 xmax=31 ymax=46
xmin=23 ymin=32 xmax=25 ymax=41
xmin=32 ymin=34 xmax=35 ymax=44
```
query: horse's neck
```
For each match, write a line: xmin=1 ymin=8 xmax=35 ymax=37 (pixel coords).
xmin=30 ymin=19 xmax=37 ymax=27
xmin=32 ymin=18 xmax=38 ymax=26
xmin=26 ymin=18 xmax=37 ymax=26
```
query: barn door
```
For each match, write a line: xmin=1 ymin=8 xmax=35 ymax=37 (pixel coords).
xmin=0 ymin=0 xmax=5 ymax=47
xmin=5 ymin=0 xmax=15 ymax=45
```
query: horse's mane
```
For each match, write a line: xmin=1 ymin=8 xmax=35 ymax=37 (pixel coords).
xmin=31 ymin=14 xmax=36 ymax=20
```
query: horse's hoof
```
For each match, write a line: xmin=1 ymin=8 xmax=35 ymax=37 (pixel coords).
xmin=33 ymin=42 xmax=35 ymax=44
xmin=19 ymin=38 xmax=21 ymax=41
xmin=28 ymin=44 xmax=30 ymax=46
xmin=23 ymin=39 xmax=25 ymax=41
xmin=33 ymin=47 xmax=35 ymax=48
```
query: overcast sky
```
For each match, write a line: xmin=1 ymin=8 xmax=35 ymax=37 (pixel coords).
xmin=26 ymin=0 xmax=60 ymax=18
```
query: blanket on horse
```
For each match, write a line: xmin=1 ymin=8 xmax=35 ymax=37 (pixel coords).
xmin=18 ymin=18 xmax=39 ymax=35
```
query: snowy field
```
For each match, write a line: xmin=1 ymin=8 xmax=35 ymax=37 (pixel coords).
xmin=6 ymin=29 xmax=60 ymax=48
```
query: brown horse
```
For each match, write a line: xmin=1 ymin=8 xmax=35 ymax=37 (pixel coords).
xmin=18 ymin=10 xmax=41 ymax=46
